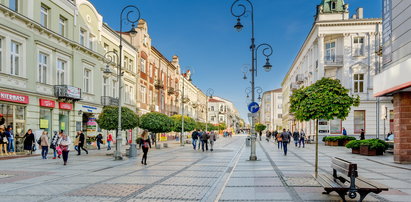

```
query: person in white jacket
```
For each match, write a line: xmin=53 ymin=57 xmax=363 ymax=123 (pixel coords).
xmin=58 ymin=133 xmax=72 ymax=165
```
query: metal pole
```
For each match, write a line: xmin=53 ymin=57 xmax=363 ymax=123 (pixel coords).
xmin=180 ymin=77 xmax=185 ymax=146
xmin=377 ymin=97 xmax=380 ymax=139
xmin=115 ymin=9 xmax=124 ymax=161
xmin=249 ymin=1 xmax=257 ymax=161
xmin=206 ymin=98 xmax=208 ymax=132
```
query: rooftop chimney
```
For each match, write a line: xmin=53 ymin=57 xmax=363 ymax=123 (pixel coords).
xmin=357 ymin=8 xmax=363 ymax=19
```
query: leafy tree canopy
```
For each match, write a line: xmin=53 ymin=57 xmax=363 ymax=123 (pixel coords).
xmin=140 ymin=112 xmax=173 ymax=133
xmin=218 ymin=122 xmax=227 ymax=130
xmin=290 ymin=77 xmax=360 ymax=121
xmin=96 ymin=106 xmax=139 ymax=131
xmin=255 ymin=123 xmax=267 ymax=132
xmin=195 ymin=121 xmax=206 ymax=131
xmin=170 ymin=115 xmax=196 ymax=132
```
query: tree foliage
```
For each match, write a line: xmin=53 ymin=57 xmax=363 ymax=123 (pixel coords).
xmin=290 ymin=78 xmax=360 ymax=121
xmin=170 ymin=115 xmax=196 ymax=132
xmin=218 ymin=122 xmax=227 ymax=130
xmin=195 ymin=121 xmax=206 ymax=131
xmin=255 ymin=123 xmax=267 ymax=132
xmin=96 ymin=106 xmax=139 ymax=131
xmin=140 ymin=112 xmax=173 ymax=133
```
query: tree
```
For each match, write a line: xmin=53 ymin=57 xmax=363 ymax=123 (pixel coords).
xmin=255 ymin=123 xmax=267 ymax=133
xmin=290 ymin=77 xmax=359 ymax=177
xmin=140 ymin=112 xmax=173 ymax=145
xmin=195 ymin=121 xmax=206 ymax=131
xmin=97 ymin=106 xmax=139 ymax=131
xmin=170 ymin=115 xmax=196 ymax=132
xmin=218 ymin=122 xmax=227 ymax=131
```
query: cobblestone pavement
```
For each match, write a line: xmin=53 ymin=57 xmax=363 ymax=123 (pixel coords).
xmin=0 ymin=135 xmax=410 ymax=201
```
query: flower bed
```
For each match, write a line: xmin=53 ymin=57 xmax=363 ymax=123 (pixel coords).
xmin=346 ymin=139 xmax=388 ymax=156
xmin=322 ymin=136 xmax=356 ymax=146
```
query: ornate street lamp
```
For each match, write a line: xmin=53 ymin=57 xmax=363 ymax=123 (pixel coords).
xmin=205 ymin=88 xmax=214 ymax=132
xmin=231 ymin=0 xmax=273 ymax=161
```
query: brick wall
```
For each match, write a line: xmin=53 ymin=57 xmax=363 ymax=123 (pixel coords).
xmin=393 ymin=92 xmax=411 ymax=163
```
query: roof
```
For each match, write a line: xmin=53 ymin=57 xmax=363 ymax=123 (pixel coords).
xmin=208 ymin=98 xmax=224 ymax=103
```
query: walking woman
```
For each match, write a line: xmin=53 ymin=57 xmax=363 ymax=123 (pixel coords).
xmin=58 ymin=133 xmax=72 ymax=165
xmin=50 ymin=131 xmax=61 ymax=159
xmin=139 ymin=130 xmax=151 ymax=165
xmin=39 ymin=131 xmax=49 ymax=159
xmin=0 ymin=125 xmax=8 ymax=156
xmin=276 ymin=132 xmax=283 ymax=150
xmin=23 ymin=129 xmax=35 ymax=155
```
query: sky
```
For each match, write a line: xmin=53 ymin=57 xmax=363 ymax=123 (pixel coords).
xmin=89 ymin=0 xmax=382 ymax=122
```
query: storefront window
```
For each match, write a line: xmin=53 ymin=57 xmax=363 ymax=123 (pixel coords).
xmin=59 ymin=110 xmax=69 ymax=133
xmin=354 ymin=110 xmax=365 ymax=134
xmin=0 ymin=103 xmax=26 ymax=152
xmin=40 ymin=108 xmax=52 ymax=135
xmin=330 ymin=118 xmax=342 ymax=134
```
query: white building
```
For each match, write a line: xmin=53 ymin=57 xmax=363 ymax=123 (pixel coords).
xmin=259 ymin=88 xmax=282 ymax=131
xmin=207 ymin=96 xmax=241 ymax=132
xmin=282 ymin=0 xmax=393 ymax=138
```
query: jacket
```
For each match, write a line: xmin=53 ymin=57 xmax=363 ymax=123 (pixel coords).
xmin=40 ymin=134 xmax=49 ymax=146
xmin=292 ymin=132 xmax=299 ymax=140
xmin=280 ymin=132 xmax=291 ymax=143
xmin=202 ymin=132 xmax=210 ymax=141
xmin=79 ymin=133 xmax=85 ymax=146
xmin=192 ymin=131 xmax=198 ymax=139
xmin=58 ymin=136 xmax=72 ymax=151
xmin=140 ymin=138 xmax=151 ymax=149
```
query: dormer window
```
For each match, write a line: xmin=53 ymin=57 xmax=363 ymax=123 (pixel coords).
xmin=331 ymin=1 xmax=336 ymax=10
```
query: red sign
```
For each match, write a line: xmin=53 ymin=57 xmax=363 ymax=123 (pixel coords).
xmin=39 ymin=99 xmax=55 ymax=108
xmin=59 ymin=102 xmax=73 ymax=110
xmin=0 ymin=91 xmax=29 ymax=104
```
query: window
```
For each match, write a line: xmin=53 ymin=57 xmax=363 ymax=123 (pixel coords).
xmin=9 ymin=0 xmax=18 ymax=12
xmin=0 ymin=38 xmax=2 ymax=72
xmin=148 ymin=90 xmax=152 ymax=105
xmin=219 ymin=115 xmax=224 ymax=122
xmin=124 ymin=56 xmax=128 ymax=71
xmin=140 ymin=58 xmax=146 ymax=73
xmin=103 ymin=43 xmax=109 ymax=53
xmin=129 ymin=59 xmax=133 ymax=72
xmin=331 ymin=1 xmax=336 ymax=10
xmin=38 ymin=53 xmax=48 ymax=83
xmin=211 ymin=116 xmax=215 ymax=122
xmin=83 ymin=68 xmax=91 ymax=93
xmin=278 ymin=104 xmax=282 ymax=109
xmin=330 ymin=118 xmax=342 ymax=134
xmin=124 ymin=85 xmax=129 ymax=104
xmin=10 ymin=41 xmax=20 ymax=76
xmin=278 ymin=114 xmax=282 ymax=118
xmin=58 ymin=16 xmax=66 ymax=36
xmin=140 ymin=85 xmax=146 ymax=103
xmin=353 ymin=74 xmax=364 ymax=93
xmin=325 ymin=41 xmax=336 ymax=61
xmin=353 ymin=37 xmax=364 ymax=56
xmin=112 ymin=80 xmax=117 ymax=98
xmin=130 ymin=86 xmax=134 ymax=103
xmin=210 ymin=106 xmax=214 ymax=111
xmin=149 ymin=64 xmax=153 ymax=77
xmin=89 ymin=34 xmax=95 ymax=50
xmin=143 ymin=35 xmax=148 ymax=45
xmin=40 ymin=5 xmax=48 ymax=27
xmin=57 ymin=59 xmax=66 ymax=85
xmin=103 ymin=77 xmax=109 ymax=97
xmin=80 ymin=29 xmax=86 ymax=46
xmin=354 ymin=110 xmax=365 ymax=133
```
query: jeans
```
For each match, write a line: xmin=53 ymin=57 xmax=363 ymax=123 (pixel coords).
xmin=299 ymin=138 xmax=305 ymax=148
xmin=192 ymin=139 xmax=197 ymax=150
xmin=77 ymin=144 xmax=88 ymax=155
xmin=8 ymin=138 xmax=14 ymax=152
xmin=278 ymin=141 xmax=282 ymax=149
xmin=283 ymin=142 xmax=288 ymax=155
xmin=62 ymin=150 xmax=69 ymax=164
xmin=201 ymin=140 xmax=208 ymax=151
xmin=107 ymin=141 xmax=111 ymax=150
xmin=142 ymin=147 xmax=148 ymax=164
xmin=210 ymin=140 xmax=214 ymax=151
xmin=198 ymin=140 xmax=203 ymax=150
xmin=294 ymin=140 xmax=299 ymax=147
xmin=41 ymin=146 xmax=48 ymax=159
xmin=53 ymin=148 xmax=57 ymax=158
xmin=97 ymin=141 xmax=101 ymax=150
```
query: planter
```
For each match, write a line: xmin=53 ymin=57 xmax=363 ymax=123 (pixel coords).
xmin=352 ymin=148 xmax=360 ymax=154
xmin=376 ymin=148 xmax=384 ymax=155
xmin=328 ymin=141 xmax=339 ymax=146
xmin=360 ymin=145 xmax=377 ymax=156
xmin=324 ymin=141 xmax=329 ymax=146
xmin=339 ymin=140 xmax=350 ymax=146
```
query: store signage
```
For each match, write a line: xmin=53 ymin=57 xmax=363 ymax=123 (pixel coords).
xmin=59 ymin=102 xmax=73 ymax=110
xmin=0 ymin=91 xmax=29 ymax=104
xmin=39 ymin=99 xmax=55 ymax=108
xmin=54 ymin=85 xmax=81 ymax=100
xmin=318 ymin=119 xmax=329 ymax=134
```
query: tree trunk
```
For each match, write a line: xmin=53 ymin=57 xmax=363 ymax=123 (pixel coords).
xmin=315 ymin=119 xmax=319 ymax=178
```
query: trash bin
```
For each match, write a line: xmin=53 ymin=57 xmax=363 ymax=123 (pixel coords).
xmin=246 ymin=137 xmax=251 ymax=146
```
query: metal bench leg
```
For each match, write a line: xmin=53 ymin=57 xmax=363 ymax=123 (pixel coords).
xmin=358 ymin=191 xmax=369 ymax=202
xmin=336 ymin=191 xmax=347 ymax=202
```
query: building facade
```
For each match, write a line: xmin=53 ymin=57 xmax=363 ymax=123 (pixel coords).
xmin=374 ymin=0 xmax=411 ymax=163
xmin=259 ymin=88 xmax=282 ymax=131
xmin=281 ymin=0 xmax=393 ymax=139
xmin=208 ymin=96 xmax=241 ymax=133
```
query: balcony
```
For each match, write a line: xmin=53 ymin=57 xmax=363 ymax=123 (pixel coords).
xmin=324 ymin=55 xmax=343 ymax=66
xmin=167 ymin=87 xmax=175 ymax=95
xmin=154 ymin=80 xmax=164 ymax=90
xmin=54 ymin=85 xmax=81 ymax=101
xmin=295 ymin=74 xmax=304 ymax=84
xmin=101 ymin=96 xmax=119 ymax=106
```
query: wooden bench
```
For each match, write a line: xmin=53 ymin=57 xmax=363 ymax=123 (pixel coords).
xmin=317 ymin=157 xmax=388 ymax=202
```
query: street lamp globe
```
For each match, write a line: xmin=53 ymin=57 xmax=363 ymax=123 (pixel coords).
xmin=103 ymin=65 xmax=112 ymax=75
xmin=263 ymin=58 xmax=272 ymax=72
xmin=234 ymin=18 xmax=243 ymax=32
xmin=128 ymin=24 xmax=138 ymax=37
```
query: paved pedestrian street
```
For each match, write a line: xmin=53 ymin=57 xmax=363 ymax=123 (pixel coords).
xmin=1 ymin=135 xmax=411 ymax=202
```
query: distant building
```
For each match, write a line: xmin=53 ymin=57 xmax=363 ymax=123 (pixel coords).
xmin=207 ymin=96 xmax=241 ymax=132
xmin=259 ymin=88 xmax=282 ymax=131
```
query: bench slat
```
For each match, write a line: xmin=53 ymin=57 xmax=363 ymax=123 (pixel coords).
xmin=317 ymin=174 xmax=348 ymax=190
xmin=332 ymin=157 xmax=358 ymax=177
xmin=357 ymin=177 xmax=389 ymax=191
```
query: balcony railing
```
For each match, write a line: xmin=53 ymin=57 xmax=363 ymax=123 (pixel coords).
xmin=154 ymin=80 xmax=164 ymax=89
xmin=324 ymin=55 xmax=343 ymax=66
xmin=54 ymin=85 xmax=81 ymax=101
xmin=101 ymin=96 xmax=119 ymax=106
xmin=290 ymin=82 xmax=299 ymax=90
xmin=167 ymin=87 xmax=175 ymax=95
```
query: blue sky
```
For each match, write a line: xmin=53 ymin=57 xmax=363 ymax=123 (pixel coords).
xmin=89 ymin=0 xmax=381 ymax=122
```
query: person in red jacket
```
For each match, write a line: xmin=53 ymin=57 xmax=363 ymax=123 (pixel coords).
xmin=107 ymin=133 xmax=113 ymax=150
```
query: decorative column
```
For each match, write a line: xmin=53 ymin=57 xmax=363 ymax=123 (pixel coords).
xmin=317 ymin=34 xmax=325 ymax=80
xmin=393 ymin=92 xmax=411 ymax=164
xmin=343 ymin=33 xmax=351 ymax=88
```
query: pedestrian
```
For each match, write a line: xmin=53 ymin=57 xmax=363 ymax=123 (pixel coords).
xmin=140 ymin=130 xmax=151 ymax=165
xmin=201 ymin=131 xmax=209 ymax=152
xmin=342 ymin=127 xmax=347 ymax=136
xmin=58 ymin=132 xmax=72 ymax=166
xmin=0 ymin=125 xmax=8 ymax=156
xmin=280 ymin=129 xmax=291 ymax=156
xmin=276 ymin=132 xmax=282 ymax=150
xmin=266 ymin=130 xmax=271 ymax=142
xmin=74 ymin=133 xmax=79 ymax=152
xmin=50 ymin=131 xmax=61 ymax=159
xmin=259 ymin=131 xmax=262 ymax=141
xmin=209 ymin=131 xmax=216 ymax=152
xmin=197 ymin=131 xmax=203 ymax=150
xmin=299 ymin=129 xmax=306 ymax=148
xmin=39 ymin=131 xmax=49 ymax=159
xmin=360 ymin=129 xmax=365 ymax=140
xmin=77 ymin=131 xmax=88 ymax=155
xmin=6 ymin=126 xmax=15 ymax=154
xmin=23 ymin=129 xmax=35 ymax=155
xmin=96 ymin=133 xmax=103 ymax=150
xmin=150 ymin=132 xmax=156 ymax=145
xmin=293 ymin=130 xmax=300 ymax=147
xmin=191 ymin=130 xmax=199 ymax=150
xmin=107 ymin=133 xmax=113 ymax=150
xmin=273 ymin=130 xmax=278 ymax=141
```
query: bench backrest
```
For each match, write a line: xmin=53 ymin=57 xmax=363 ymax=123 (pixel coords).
xmin=331 ymin=157 xmax=358 ymax=178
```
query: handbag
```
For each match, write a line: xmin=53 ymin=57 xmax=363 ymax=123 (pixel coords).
xmin=56 ymin=146 xmax=62 ymax=155
xmin=2 ymin=137 xmax=8 ymax=144
xmin=60 ymin=145 xmax=69 ymax=152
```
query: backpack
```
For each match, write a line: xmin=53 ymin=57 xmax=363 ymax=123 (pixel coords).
xmin=143 ymin=140 xmax=149 ymax=148
xmin=37 ymin=138 xmax=41 ymax=145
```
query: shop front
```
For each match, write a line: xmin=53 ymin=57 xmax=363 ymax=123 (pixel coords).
xmin=0 ymin=91 xmax=29 ymax=152
xmin=58 ymin=102 xmax=72 ymax=134
xmin=39 ymin=99 xmax=55 ymax=137
xmin=76 ymin=104 xmax=101 ymax=136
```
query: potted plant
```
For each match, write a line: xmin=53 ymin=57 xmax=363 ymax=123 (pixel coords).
xmin=360 ymin=140 xmax=376 ymax=156
xmin=338 ymin=136 xmax=356 ymax=146
xmin=346 ymin=140 xmax=361 ymax=154
xmin=324 ymin=136 xmax=339 ymax=146
xmin=322 ymin=136 xmax=328 ymax=146
xmin=369 ymin=139 xmax=389 ymax=155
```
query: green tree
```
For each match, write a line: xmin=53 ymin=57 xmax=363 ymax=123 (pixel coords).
xmin=255 ymin=123 xmax=267 ymax=132
xmin=218 ymin=122 xmax=227 ymax=131
xmin=195 ymin=121 xmax=206 ymax=131
xmin=140 ymin=112 xmax=173 ymax=145
xmin=170 ymin=115 xmax=196 ymax=132
xmin=289 ymin=77 xmax=359 ymax=177
xmin=96 ymin=106 xmax=139 ymax=131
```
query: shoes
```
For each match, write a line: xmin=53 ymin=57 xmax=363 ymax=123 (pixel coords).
xmin=144 ymin=163 xmax=147 ymax=165
xmin=58 ymin=156 xmax=61 ymax=159
xmin=64 ymin=162 xmax=67 ymax=166
xmin=86 ymin=151 xmax=88 ymax=154
xmin=141 ymin=160 xmax=144 ymax=164
xmin=77 ymin=154 xmax=81 ymax=156
xmin=53 ymin=157 xmax=56 ymax=159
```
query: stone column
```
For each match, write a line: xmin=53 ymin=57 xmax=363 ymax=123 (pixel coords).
xmin=343 ymin=33 xmax=351 ymax=88
xmin=317 ymin=34 xmax=325 ymax=80
xmin=393 ymin=92 xmax=411 ymax=164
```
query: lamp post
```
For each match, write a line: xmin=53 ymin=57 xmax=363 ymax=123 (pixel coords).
xmin=231 ymin=0 xmax=273 ymax=161
xmin=205 ymin=88 xmax=214 ymax=132
xmin=179 ymin=68 xmax=193 ymax=146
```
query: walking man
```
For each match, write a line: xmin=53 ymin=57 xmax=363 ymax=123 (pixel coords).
xmin=280 ymin=129 xmax=291 ymax=156
xmin=77 ymin=131 xmax=88 ymax=155
xmin=192 ymin=130 xmax=199 ymax=150
xmin=209 ymin=131 xmax=216 ymax=152
xmin=299 ymin=129 xmax=306 ymax=148
xmin=293 ymin=130 xmax=300 ymax=147
xmin=197 ymin=131 xmax=203 ymax=150
xmin=342 ymin=127 xmax=347 ymax=136
xmin=201 ymin=131 xmax=209 ymax=152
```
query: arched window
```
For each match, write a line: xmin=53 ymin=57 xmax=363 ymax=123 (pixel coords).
xmin=331 ymin=1 xmax=336 ymax=10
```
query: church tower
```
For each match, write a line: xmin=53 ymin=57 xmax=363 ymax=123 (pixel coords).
xmin=315 ymin=0 xmax=349 ymax=21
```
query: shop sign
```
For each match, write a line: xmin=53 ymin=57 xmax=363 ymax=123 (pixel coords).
xmin=59 ymin=102 xmax=73 ymax=110
xmin=0 ymin=91 xmax=29 ymax=104
xmin=54 ymin=85 xmax=81 ymax=100
xmin=39 ymin=99 xmax=55 ymax=108
xmin=76 ymin=105 xmax=102 ymax=113
xmin=318 ymin=119 xmax=329 ymax=134
xmin=87 ymin=118 xmax=97 ymax=130
xmin=160 ymin=134 xmax=167 ymax=141
xmin=40 ymin=119 xmax=49 ymax=129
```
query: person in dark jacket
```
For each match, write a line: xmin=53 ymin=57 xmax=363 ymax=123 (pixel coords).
xmin=280 ymin=129 xmax=291 ymax=156
xmin=0 ymin=125 xmax=8 ymax=156
xmin=360 ymin=129 xmax=365 ymax=140
xmin=201 ymin=131 xmax=209 ymax=152
xmin=77 ymin=131 xmax=88 ymax=155
xmin=292 ymin=130 xmax=300 ymax=147
xmin=191 ymin=130 xmax=199 ymax=150
xmin=96 ymin=133 xmax=103 ymax=150
xmin=140 ymin=130 xmax=151 ymax=165
xmin=23 ymin=129 xmax=35 ymax=154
